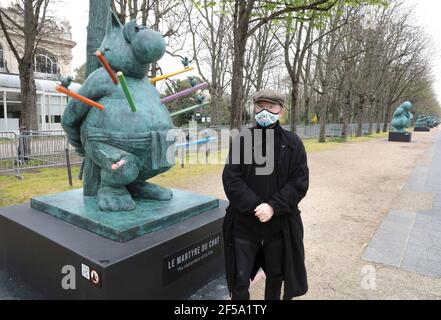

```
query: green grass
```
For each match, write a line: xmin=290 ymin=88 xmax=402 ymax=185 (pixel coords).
xmin=303 ymin=132 xmax=388 ymax=153
xmin=0 ymin=132 xmax=388 ymax=208
xmin=0 ymin=166 xmax=83 ymax=207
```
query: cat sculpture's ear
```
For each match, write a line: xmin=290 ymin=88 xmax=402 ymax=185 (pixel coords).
xmin=123 ymin=21 xmax=139 ymax=43
xmin=106 ymin=9 xmax=123 ymax=34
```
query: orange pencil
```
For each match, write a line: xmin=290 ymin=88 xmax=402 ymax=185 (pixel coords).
xmin=56 ymin=85 xmax=105 ymax=111
xmin=95 ymin=51 xmax=119 ymax=84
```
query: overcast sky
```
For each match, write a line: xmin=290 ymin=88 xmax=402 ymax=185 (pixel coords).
xmin=408 ymin=0 xmax=441 ymax=102
xmin=24 ymin=0 xmax=441 ymax=102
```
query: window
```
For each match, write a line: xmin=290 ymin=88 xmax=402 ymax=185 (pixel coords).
xmin=52 ymin=115 xmax=61 ymax=123
xmin=45 ymin=115 xmax=61 ymax=123
xmin=0 ymin=44 xmax=6 ymax=69
xmin=42 ymin=95 xmax=65 ymax=125
xmin=5 ymin=91 xmax=21 ymax=119
xmin=35 ymin=51 xmax=59 ymax=75
xmin=37 ymin=94 xmax=43 ymax=125
xmin=6 ymin=92 xmax=21 ymax=102
xmin=0 ymin=91 xmax=4 ymax=119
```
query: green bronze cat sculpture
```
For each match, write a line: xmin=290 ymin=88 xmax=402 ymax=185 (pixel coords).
xmin=62 ymin=10 xmax=175 ymax=212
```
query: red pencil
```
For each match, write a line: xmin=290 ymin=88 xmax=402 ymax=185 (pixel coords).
xmin=95 ymin=51 xmax=119 ymax=85
xmin=56 ymin=85 xmax=105 ymax=111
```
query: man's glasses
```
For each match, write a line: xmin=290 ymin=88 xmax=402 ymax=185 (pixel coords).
xmin=255 ymin=103 xmax=282 ymax=114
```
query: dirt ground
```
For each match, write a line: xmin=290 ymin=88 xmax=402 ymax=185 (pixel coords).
xmin=184 ymin=128 xmax=441 ymax=300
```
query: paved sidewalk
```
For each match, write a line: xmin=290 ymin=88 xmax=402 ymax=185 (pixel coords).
xmin=363 ymin=130 xmax=441 ymax=278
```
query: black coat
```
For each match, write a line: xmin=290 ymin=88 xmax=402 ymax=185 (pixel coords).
xmin=222 ymin=125 xmax=309 ymax=299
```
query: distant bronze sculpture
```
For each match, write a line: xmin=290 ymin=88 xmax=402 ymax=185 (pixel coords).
xmin=416 ymin=116 xmax=429 ymax=128
xmin=414 ymin=116 xmax=432 ymax=132
xmin=427 ymin=116 xmax=440 ymax=128
xmin=391 ymin=101 xmax=413 ymax=132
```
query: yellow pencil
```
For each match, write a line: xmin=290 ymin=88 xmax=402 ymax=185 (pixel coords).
xmin=150 ymin=67 xmax=194 ymax=84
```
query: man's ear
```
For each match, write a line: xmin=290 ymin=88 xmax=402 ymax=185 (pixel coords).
xmin=280 ymin=108 xmax=285 ymax=120
xmin=106 ymin=9 xmax=123 ymax=34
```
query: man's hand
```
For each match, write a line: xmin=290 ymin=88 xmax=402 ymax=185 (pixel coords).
xmin=255 ymin=203 xmax=275 ymax=223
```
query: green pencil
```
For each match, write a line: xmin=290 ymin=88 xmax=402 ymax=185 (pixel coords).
xmin=117 ymin=71 xmax=137 ymax=112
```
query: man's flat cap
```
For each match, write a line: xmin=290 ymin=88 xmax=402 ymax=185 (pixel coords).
xmin=253 ymin=89 xmax=285 ymax=108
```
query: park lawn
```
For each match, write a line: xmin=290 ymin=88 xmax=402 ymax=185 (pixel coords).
xmin=0 ymin=167 xmax=83 ymax=208
xmin=0 ymin=163 xmax=226 ymax=208
xmin=303 ymin=131 xmax=388 ymax=153
xmin=0 ymin=132 xmax=388 ymax=208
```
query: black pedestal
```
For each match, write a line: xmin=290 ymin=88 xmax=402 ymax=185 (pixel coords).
xmin=414 ymin=127 xmax=430 ymax=132
xmin=0 ymin=201 xmax=227 ymax=300
xmin=389 ymin=131 xmax=412 ymax=143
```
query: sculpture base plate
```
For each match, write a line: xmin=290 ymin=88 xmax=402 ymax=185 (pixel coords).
xmin=0 ymin=200 xmax=227 ymax=300
xmin=414 ymin=127 xmax=430 ymax=132
xmin=389 ymin=131 xmax=412 ymax=143
xmin=31 ymin=189 xmax=219 ymax=243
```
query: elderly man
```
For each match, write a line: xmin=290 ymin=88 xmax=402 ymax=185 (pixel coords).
xmin=222 ymin=89 xmax=310 ymax=300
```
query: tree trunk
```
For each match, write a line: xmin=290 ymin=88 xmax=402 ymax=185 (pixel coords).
xmin=304 ymin=94 xmax=311 ymax=125
xmin=129 ymin=0 xmax=139 ymax=20
xmin=209 ymin=87 xmax=222 ymax=126
xmin=19 ymin=0 xmax=39 ymax=132
xmin=377 ymin=100 xmax=384 ymax=133
xmin=303 ymin=44 xmax=313 ymax=125
xmin=87 ymin=0 xmax=112 ymax=77
xmin=231 ymin=41 xmax=247 ymax=130
xmin=290 ymin=80 xmax=300 ymax=133
xmin=318 ymin=78 xmax=330 ymax=143
xmin=316 ymin=22 xmax=336 ymax=143
xmin=230 ymin=0 xmax=254 ymax=130
xmin=149 ymin=2 xmax=162 ymax=85
xmin=368 ymin=101 xmax=374 ymax=134
xmin=356 ymin=96 xmax=365 ymax=137
xmin=383 ymin=104 xmax=392 ymax=132
xmin=342 ymin=89 xmax=351 ymax=138
xmin=19 ymin=64 xmax=38 ymax=131
xmin=319 ymin=97 xmax=328 ymax=143
xmin=374 ymin=99 xmax=382 ymax=134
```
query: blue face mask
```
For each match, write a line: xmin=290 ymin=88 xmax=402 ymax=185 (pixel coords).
xmin=255 ymin=109 xmax=280 ymax=128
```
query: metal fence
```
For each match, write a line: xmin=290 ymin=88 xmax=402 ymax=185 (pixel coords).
xmin=207 ymin=123 xmax=389 ymax=140
xmin=0 ymin=131 xmax=82 ymax=175
xmin=292 ymin=123 xmax=389 ymax=140
xmin=0 ymin=132 xmax=19 ymax=175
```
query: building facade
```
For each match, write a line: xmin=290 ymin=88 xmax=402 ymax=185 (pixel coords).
xmin=0 ymin=6 xmax=80 ymax=132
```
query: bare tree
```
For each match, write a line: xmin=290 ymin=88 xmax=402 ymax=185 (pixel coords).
xmin=298 ymin=0 xmax=440 ymax=140
xmin=228 ymin=0 xmax=338 ymax=130
xmin=0 ymin=0 xmax=55 ymax=131
xmin=112 ymin=0 xmax=187 ymax=81
xmin=282 ymin=18 xmax=314 ymax=133
xmin=244 ymin=19 xmax=282 ymax=126
xmin=184 ymin=0 xmax=232 ymax=126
